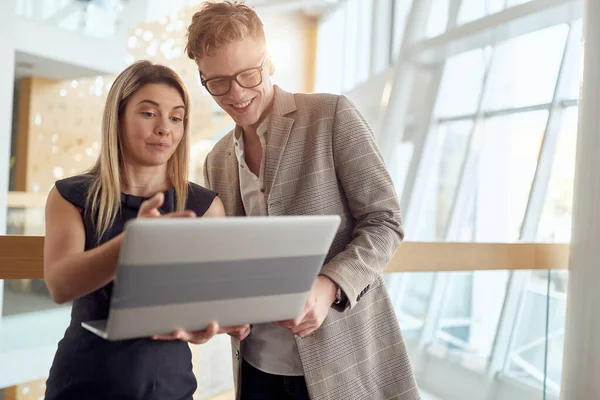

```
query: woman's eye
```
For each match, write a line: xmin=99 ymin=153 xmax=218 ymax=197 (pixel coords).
xmin=141 ymin=111 xmax=155 ymax=117
xmin=171 ymin=116 xmax=183 ymax=123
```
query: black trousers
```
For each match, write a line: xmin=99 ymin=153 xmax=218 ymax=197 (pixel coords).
xmin=241 ymin=360 xmax=310 ymax=400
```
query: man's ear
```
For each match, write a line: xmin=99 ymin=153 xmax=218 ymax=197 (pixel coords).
xmin=267 ymin=58 xmax=276 ymax=76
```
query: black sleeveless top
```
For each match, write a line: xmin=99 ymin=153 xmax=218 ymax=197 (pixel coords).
xmin=45 ymin=175 xmax=217 ymax=400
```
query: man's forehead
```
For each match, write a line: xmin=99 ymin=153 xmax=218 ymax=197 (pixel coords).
xmin=197 ymin=38 xmax=265 ymax=75
xmin=198 ymin=54 xmax=265 ymax=78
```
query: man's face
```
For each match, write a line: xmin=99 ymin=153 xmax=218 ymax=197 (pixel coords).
xmin=197 ymin=37 xmax=274 ymax=130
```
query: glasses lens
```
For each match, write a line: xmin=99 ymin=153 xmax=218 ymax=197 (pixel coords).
xmin=237 ymin=69 xmax=262 ymax=88
xmin=206 ymin=78 xmax=230 ymax=96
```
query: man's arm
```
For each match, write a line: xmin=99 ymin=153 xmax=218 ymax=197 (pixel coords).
xmin=319 ymin=95 xmax=404 ymax=311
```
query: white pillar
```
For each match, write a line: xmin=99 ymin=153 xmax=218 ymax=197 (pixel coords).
xmin=560 ymin=0 xmax=600 ymax=398
xmin=0 ymin=0 xmax=16 ymax=330
xmin=0 ymin=0 xmax=16 ymax=235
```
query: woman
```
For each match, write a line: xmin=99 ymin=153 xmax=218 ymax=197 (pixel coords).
xmin=43 ymin=60 xmax=248 ymax=400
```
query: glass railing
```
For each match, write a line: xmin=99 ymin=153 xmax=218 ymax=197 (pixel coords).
xmin=2 ymin=196 xmax=71 ymax=390
xmin=1 ymin=193 xmax=236 ymax=398
xmin=1 ymin=223 xmax=568 ymax=400
xmin=387 ymin=267 xmax=567 ymax=400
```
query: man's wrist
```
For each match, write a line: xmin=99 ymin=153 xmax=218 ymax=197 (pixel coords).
xmin=319 ymin=275 xmax=338 ymax=305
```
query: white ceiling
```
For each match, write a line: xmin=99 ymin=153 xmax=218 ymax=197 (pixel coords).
xmin=11 ymin=0 xmax=343 ymax=81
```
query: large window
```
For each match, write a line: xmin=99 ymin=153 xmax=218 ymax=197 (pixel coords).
xmin=315 ymin=1 xmax=581 ymax=398
xmin=482 ymin=25 xmax=568 ymax=110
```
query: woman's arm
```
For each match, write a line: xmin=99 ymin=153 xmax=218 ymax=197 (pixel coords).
xmin=44 ymin=187 xmax=123 ymax=304
xmin=44 ymin=189 xmax=195 ymax=304
xmin=203 ymin=195 xmax=225 ymax=218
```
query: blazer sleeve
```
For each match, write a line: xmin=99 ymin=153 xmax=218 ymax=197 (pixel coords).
xmin=319 ymin=95 xmax=404 ymax=311
xmin=203 ymin=152 xmax=212 ymax=190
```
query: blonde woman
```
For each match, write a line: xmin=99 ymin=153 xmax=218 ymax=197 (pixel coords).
xmin=43 ymin=61 xmax=248 ymax=400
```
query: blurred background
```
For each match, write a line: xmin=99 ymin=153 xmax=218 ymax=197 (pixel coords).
xmin=0 ymin=0 xmax=583 ymax=399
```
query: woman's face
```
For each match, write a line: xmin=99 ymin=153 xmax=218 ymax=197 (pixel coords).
xmin=119 ymin=83 xmax=186 ymax=168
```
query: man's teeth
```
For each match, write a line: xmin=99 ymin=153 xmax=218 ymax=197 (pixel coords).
xmin=233 ymin=99 xmax=252 ymax=108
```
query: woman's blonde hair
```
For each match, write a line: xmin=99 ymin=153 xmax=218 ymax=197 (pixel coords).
xmin=185 ymin=1 xmax=266 ymax=61
xmin=86 ymin=60 xmax=190 ymax=241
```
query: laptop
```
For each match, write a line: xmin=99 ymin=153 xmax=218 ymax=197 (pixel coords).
xmin=82 ymin=215 xmax=341 ymax=341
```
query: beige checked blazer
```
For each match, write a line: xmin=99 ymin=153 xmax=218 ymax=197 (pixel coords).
xmin=203 ymin=86 xmax=420 ymax=400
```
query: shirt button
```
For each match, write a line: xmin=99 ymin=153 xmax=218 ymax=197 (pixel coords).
xmin=241 ymin=165 xmax=245 ymax=169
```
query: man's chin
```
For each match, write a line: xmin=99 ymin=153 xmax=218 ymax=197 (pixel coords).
xmin=230 ymin=113 xmax=260 ymax=129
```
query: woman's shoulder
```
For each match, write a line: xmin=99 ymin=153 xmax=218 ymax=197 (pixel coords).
xmin=54 ymin=174 xmax=95 ymax=209
xmin=185 ymin=182 xmax=218 ymax=216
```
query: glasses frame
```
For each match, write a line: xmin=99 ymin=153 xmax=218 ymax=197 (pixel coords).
xmin=200 ymin=57 xmax=268 ymax=96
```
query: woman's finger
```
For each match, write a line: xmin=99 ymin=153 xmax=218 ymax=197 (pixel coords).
xmin=162 ymin=210 xmax=197 ymax=219
xmin=138 ymin=193 xmax=164 ymax=217
xmin=176 ymin=321 xmax=220 ymax=344
xmin=291 ymin=320 xmax=314 ymax=335
xmin=152 ymin=332 xmax=178 ymax=340
xmin=219 ymin=324 xmax=250 ymax=334
xmin=295 ymin=327 xmax=316 ymax=338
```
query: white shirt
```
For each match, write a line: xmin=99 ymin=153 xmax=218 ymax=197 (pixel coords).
xmin=234 ymin=117 xmax=304 ymax=376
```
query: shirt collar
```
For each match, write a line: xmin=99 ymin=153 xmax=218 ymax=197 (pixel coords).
xmin=233 ymin=114 xmax=271 ymax=146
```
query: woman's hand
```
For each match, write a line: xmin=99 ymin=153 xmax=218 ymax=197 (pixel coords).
xmin=227 ymin=324 xmax=252 ymax=341
xmin=137 ymin=192 xmax=196 ymax=219
xmin=153 ymin=322 xmax=251 ymax=345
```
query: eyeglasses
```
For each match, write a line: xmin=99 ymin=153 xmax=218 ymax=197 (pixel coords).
xmin=200 ymin=57 xmax=267 ymax=96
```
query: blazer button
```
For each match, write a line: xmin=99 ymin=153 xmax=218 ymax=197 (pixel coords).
xmin=235 ymin=349 xmax=240 ymax=360
xmin=260 ymin=187 xmax=265 ymax=193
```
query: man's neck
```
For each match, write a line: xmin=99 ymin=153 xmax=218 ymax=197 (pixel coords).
xmin=240 ymin=88 xmax=275 ymax=139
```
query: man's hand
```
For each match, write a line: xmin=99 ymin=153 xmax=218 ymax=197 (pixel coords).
xmin=274 ymin=276 xmax=337 ymax=338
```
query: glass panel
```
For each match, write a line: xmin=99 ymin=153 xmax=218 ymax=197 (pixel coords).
xmin=505 ymin=270 xmax=568 ymax=396
xmin=537 ymin=107 xmax=578 ymax=242
xmin=458 ymin=0 xmax=534 ymax=26
xmin=475 ymin=111 xmax=548 ymax=241
xmin=414 ymin=120 xmax=473 ymax=240
xmin=342 ymin=0 xmax=359 ymax=92
xmin=430 ymin=270 xmax=510 ymax=370
xmin=426 ymin=0 xmax=449 ymax=38
xmin=355 ymin=0 xmax=373 ymax=85
xmin=392 ymin=268 xmax=562 ymax=400
xmin=315 ymin=5 xmax=346 ymax=93
xmin=2 ymin=200 xmax=70 ymax=387
xmin=505 ymin=0 xmax=534 ymax=7
xmin=396 ymin=272 xmax=436 ymax=341
xmin=391 ymin=0 xmax=413 ymax=60
xmin=566 ymin=20 xmax=583 ymax=101
xmin=372 ymin=0 xmax=393 ymax=75
xmin=482 ymin=25 xmax=569 ymax=111
xmin=6 ymin=206 xmax=44 ymax=236
xmin=435 ymin=48 xmax=490 ymax=118
xmin=457 ymin=0 xmax=504 ymax=25
xmin=15 ymin=0 xmax=126 ymax=38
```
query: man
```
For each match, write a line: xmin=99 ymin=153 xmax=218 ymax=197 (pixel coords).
xmin=185 ymin=2 xmax=420 ymax=399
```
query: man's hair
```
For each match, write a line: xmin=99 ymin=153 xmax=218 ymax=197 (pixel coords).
xmin=185 ymin=1 xmax=266 ymax=61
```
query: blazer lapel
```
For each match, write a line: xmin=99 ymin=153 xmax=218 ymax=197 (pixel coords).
xmin=221 ymin=131 xmax=245 ymax=217
xmin=264 ymin=86 xmax=297 ymax=199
